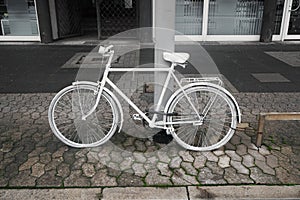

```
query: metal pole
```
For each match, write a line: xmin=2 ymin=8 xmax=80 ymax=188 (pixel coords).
xmin=154 ymin=0 xmax=176 ymax=108
xmin=95 ymin=0 xmax=101 ymax=40
xmin=152 ymin=0 xmax=176 ymax=143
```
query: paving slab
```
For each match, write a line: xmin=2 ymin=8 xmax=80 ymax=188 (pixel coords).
xmin=188 ymin=185 xmax=300 ymax=200
xmin=102 ymin=187 xmax=188 ymax=200
xmin=265 ymin=51 xmax=300 ymax=67
xmin=0 ymin=188 xmax=102 ymax=200
xmin=252 ymin=73 xmax=291 ymax=83
xmin=1 ymin=185 xmax=299 ymax=200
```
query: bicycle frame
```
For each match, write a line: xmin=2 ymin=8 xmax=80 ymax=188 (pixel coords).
xmin=81 ymin=51 xmax=202 ymax=129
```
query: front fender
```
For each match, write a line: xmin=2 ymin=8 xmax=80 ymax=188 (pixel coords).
xmin=72 ymin=81 xmax=124 ymax=132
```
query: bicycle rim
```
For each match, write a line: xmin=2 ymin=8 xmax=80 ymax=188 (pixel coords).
xmin=167 ymin=86 xmax=237 ymax=151
xmin=49 ymin=84 xmax=118 ymax=148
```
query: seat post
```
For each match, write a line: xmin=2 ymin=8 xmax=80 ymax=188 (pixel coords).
xmin=170 ymin=62 xmax=176 ymax=70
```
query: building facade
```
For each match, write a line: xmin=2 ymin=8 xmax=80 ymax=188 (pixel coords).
xmin=0 ymin=0 xmax=299 ymax=42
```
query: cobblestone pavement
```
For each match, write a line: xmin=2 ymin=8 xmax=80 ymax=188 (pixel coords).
xmin=0 ymin=91 xmax=300 ymax=188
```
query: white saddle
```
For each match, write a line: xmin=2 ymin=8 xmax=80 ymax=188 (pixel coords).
xmin=163 ymin=52 xmax=190 ymax=64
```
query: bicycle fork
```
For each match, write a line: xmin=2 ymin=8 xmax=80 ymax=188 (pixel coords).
xmin=81 ymin=74 xmax=108 ymax=120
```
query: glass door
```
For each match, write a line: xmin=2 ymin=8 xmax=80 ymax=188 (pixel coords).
xmin=279 ymin=0 xmax=300 ymax=40
xmin=287 ymin=0 xmax=300 ymax=39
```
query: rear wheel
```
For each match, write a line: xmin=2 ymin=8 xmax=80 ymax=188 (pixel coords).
xmin=48 ymin=84 xmax=119 ymax=148
xmin=167 ymin=85 xmax=237 ymax=151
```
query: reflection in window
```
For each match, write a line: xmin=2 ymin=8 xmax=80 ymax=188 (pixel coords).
xmin=274 ymin=0 xmax=300 ymax=35
xmin=208 ymin=0 xmax=264 ymax=35
xmin=175 ymin=0 xmax=203 ymax=35
xmin=288 ymin=0 xmax=300 ymax=34
xmin=274 ymin=0 xmax=284 ymax=34
xmin=0 ymin=0 xmax=38 ymax=36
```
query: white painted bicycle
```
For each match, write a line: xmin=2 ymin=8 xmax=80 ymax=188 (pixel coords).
xmin=48 ymin=45 xmax=241 ymax=151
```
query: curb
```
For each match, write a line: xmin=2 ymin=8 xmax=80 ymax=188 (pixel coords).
xmin=0 ymin=185 xmax=299 ymax=200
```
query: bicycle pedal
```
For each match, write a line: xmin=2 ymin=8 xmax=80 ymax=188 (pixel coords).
xmin=166 ymin=127 xmax=174 ymax=134
xmin=132 ymin=114 xmax=142 ymax=121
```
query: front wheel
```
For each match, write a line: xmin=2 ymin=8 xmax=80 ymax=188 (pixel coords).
xmin=48 ymin=84 xmax=119 ymax=148
xmin=167 ymin=85 xmax=237 ymax=151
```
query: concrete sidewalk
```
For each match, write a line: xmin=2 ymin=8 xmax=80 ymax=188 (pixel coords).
xmin=1 ymin=185 xmax=300 ymax=199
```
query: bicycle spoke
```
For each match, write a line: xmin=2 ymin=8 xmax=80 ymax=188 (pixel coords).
xmin=188 ymin=129 xmax=198 ymax=146
xmin=90 ymin=121 xmax=110 ymax=134
xmin=58 ymin=122 xmax=74 ymax=132
xmin=88 ymin=122 xmax=106 ymax=137
xmin=179 ymin=128 xmax=195 ymax=142
xmin=197 ymin=129 xmax=204 ymax=147
xmin=89 ymin=123 xmax=104 ymax=141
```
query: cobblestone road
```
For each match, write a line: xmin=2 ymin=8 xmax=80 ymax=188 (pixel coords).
xmin=0 ymin=91 xmax=300 ymax=187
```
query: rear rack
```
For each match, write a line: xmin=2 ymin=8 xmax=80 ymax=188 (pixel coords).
xmin=180 ymin=77 xmax=224 ymax=87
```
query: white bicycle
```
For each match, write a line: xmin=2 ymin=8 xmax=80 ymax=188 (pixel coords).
xmin=48 ymin=45 xmax=241 ymax=151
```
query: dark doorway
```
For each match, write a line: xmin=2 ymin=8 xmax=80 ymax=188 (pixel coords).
xmin=80 ymin=0 xmax=98 ymax=37
xmin=53 ymin=0 xmax=139 ymax=40
xmin=55 ymin=0 xmax=81 ymax=38
xmin=53 ymin=0 xmax=98 ymax=40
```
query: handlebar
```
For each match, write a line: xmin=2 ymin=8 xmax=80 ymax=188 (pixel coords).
xmin=98 ymin=45 xmax=114 ymax=54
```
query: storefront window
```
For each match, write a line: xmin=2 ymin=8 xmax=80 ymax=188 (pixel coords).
xmin=208 ymin=0 xmax=264 ymax=35
xmin=0 ymin=0 xmax=38 ymax=36
xmin=273 ymin=0 xmax=284 ymax=34
xmin=288 ymin=0 xmax=300 ymax=35
xmin=175 ymin=0 xmax=203 ymax=35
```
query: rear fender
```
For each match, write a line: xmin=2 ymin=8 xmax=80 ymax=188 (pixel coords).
xmin=164 ymin=82 xmax=241 ymax=124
